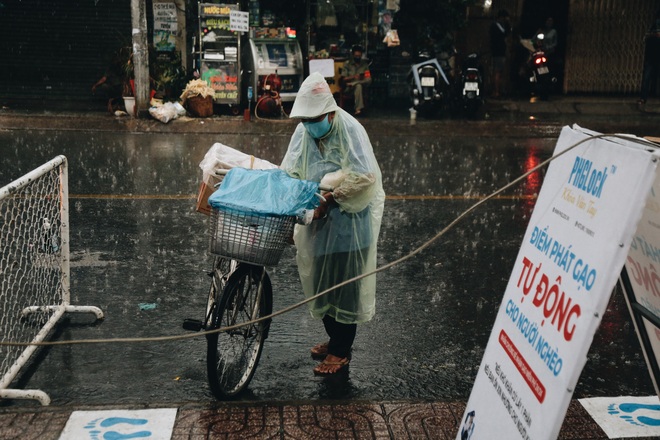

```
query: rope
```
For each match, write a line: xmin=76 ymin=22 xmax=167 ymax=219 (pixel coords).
xmin=1 ymin=133 xmax=657 ymax=348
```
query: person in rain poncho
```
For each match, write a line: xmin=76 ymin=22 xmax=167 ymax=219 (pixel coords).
xmin=281 ymin=72 xmax=385 ymax=375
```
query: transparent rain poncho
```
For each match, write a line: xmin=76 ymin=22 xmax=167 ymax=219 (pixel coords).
xmin=281 ymin=78 xmax=385 ymax=324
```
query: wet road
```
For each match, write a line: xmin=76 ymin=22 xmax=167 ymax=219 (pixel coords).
xmin=0 ymin=122 xmax=655 ymax=407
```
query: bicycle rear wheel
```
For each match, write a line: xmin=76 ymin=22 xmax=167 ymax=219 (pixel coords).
xmin=206 ymin=263 xmax=273 ymax=398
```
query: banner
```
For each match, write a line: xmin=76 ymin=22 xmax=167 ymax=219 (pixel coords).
xmin=458 ymin=125 xmax=658 ymax=440
xmin=153 ymin=2 xmax=177 ymax=52
xmin=621 ymin=159 xmax=660 ymax=397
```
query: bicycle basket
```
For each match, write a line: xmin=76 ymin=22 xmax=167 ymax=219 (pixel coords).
xmin=209 ymin=208 xmax=295 ymax=266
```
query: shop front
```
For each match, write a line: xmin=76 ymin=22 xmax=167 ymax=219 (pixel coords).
xmin=196 ymin=3 xmax=242 ymax=113
xmin=193 ymin=0 xmax=392 ymax=115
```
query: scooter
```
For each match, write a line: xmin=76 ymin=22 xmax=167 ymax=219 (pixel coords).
xmin=459 ymin=52 xmax=483 ymax=117
xmin=521 ymin=33 xmax=553 ymax=100
xmin=409 ymin=51 xmax=452 ymax=117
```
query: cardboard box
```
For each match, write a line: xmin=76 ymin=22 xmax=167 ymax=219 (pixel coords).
xmin=195 ymin=176 xmax=220 ymax=216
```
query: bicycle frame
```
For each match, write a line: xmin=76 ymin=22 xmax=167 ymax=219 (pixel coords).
xmin=188 ymin=166 xmax=334 ymax=398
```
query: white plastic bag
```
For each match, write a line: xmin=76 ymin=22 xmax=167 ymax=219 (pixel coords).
xmin=149 ymin=102 xmax=186 ymax=123
xmin=199 ymin=143 xmax=279 ymax=186
xmin=320 ymin=169 xmax=346 ymax=189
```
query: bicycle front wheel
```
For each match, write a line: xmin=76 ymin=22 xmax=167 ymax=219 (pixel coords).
xmin=206 ymin=263 xmax=273 ymax=399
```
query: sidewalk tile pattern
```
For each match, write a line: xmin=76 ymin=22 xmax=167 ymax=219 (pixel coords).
xmin=0 ymin=410 xmax=69 ymax=440
xmin=4 ymin=399 xmax=647 ymax=440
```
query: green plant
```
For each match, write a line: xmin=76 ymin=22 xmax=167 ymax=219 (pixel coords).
xmin=114 ymin=45 xmax=135 ymax=97
xmin=152 ymin=51 xmax=187 ymax=101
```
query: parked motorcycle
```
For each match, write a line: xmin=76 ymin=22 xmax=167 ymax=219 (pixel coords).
xmin=520 ymin=33 xmax=553 ymax=100
xmin=409 ymin=51 xmax=452 ymax=117
xmin=459 ymin=52 xmax=483 ymax=117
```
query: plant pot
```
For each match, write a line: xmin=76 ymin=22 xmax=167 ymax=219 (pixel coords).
xmin=123 ymin=96 xmax=136 ymax=117
xmin=186 ymin=95 xmax=214 ymax=117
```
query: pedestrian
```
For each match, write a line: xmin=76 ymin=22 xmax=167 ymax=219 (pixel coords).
xmin=92 ymin=50 xmax=129 ymax=113
xmin=638 ymin=9 xmax=660 ymax=106
xmin=489 ymin=9 xmax=511 ymax=98
xmin=281 ymin=72 xmax=385 ymax=376
xmin=338 ymin=44 xmax=372 ymax=116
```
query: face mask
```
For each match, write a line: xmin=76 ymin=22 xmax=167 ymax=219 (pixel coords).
xmin=303 ymin=114 xmax=332 ymax=139
xmin=354 ymin=57 xmax=361 ymax=63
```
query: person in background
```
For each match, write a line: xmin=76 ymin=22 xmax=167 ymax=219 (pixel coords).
xmin=281 ymin=72 xmax=385 ymax=376
xmin=338 ymin=45 xmax=372 ymax=116
xmin=639 ymin=9 xmax=660 ymax=107
xmin=92 ymin=54 xmax=127 ymax=113
xmin=540 ymin=16 xmax=557 ymax=56
xmin=489 ymin=9 xmax=511 ymax=98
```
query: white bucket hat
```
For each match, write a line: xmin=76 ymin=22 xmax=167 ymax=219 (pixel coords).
xmin=289 ymin=72 xmax=340 ymax=119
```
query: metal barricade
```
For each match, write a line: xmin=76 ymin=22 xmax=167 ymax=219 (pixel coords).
xmin=0 ymin=156 xmax=104 ymax=405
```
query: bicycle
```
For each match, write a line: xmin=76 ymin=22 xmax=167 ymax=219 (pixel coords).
xmin=183 ymin=168 xmax=326 ymax=399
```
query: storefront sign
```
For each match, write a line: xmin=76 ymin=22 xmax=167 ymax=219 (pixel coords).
xmin=457 ymin=126 xmax=658 ymax=440
xmin=201 ymin=4 xmax=234 ymax=16
xmin=230 ymin=10 xmax=249 ymax=33
xmin=200 ymin=3 xmax=238 ymax=34
xmin=201 ymin=62 xmax=239 ymax=103
xmin=153 ymin=2 xmax=176 ymax=52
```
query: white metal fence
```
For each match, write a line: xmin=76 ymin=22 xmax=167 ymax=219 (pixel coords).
xmin=0 ymin=155 xmax=103 ymax=405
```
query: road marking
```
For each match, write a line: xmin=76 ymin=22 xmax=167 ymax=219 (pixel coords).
xmin=70 ymin=194 xmax=193 ymax=200
xmin=580 ymin=396 xmax=660 ymax=438
xmin=59 ymin=408 xmax=177 ymax=440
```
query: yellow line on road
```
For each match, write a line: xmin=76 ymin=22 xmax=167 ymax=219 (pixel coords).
xmin=386 ymin=194 xmax=537 ymax=200
xmin=70 ymin=194 xmax=537 ymax=201
xmin=70 ymin=194 xmax=194 ymax=200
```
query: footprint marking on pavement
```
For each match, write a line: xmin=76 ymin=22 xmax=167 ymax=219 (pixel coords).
xmin=83 ymin=416 xmax=151 ymax=439
xmin=607 ymin=402 xmax=660 ymax=427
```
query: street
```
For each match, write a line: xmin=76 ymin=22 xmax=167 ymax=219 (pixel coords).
xmin=0 ymin=106 xmax=658 ymax=408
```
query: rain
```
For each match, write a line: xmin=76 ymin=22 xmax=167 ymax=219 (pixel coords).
xmin=0 ymin=122 xmax=655 ymax=406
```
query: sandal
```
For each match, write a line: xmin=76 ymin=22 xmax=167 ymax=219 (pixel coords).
xmin=313 ymin=355 xmax=349 ymax=376
xmin=310 ymin=342 xmax=329 ymax=359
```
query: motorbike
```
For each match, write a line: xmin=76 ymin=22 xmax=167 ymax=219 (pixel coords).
xmin=520 ymin=33 xmax=553 ymax=100
xmin=459 ymin=52 xmax=483 ymax=117
xmin=409 ymin=51 xmax=452 ymax=117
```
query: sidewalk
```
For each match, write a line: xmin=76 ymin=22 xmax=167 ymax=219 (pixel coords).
xmin=0 ymin=399 xmax=624 ymax=440
xmin=1 ymin=94 xmax=659 ymax=138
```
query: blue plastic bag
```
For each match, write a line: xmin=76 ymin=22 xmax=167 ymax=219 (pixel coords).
xmin=208 ymin=168 xmax=320 ymax=216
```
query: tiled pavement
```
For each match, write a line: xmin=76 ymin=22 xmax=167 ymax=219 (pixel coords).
xmin=2 ymin=399 xmax=648 ymax=440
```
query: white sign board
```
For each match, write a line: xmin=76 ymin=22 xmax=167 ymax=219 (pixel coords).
xmin=622 ymin=163 xmax=660 ymax=397
xmin=230 ymin=10 xmax=249 ymax=33
xmin=154 ymin=2 xmax=177 ymax=31
xmin=153 ymin=2 xmax=177 ymax=52
xmin=309 ymin=59 xmax=335 ymax=78
xmin=458 ymin=125 xmax=658 ymax=440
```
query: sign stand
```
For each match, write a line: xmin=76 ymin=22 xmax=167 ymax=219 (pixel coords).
xmin=619 ymin=156 xmax=660 ymax=397
xmin=457 ymin=125 xmax=660 ymax=440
